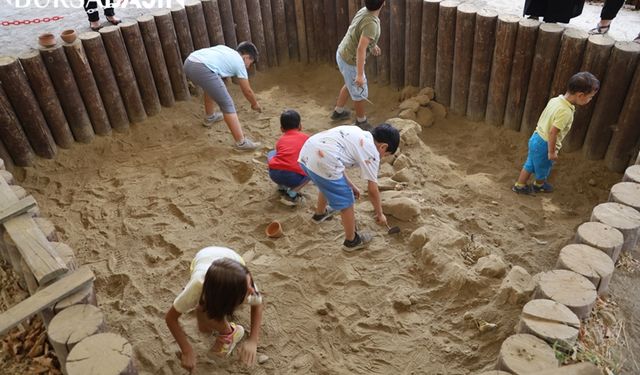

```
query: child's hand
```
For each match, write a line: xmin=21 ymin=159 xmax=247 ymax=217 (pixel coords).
xmin=178 ymin=349 xmax=196 ymax=373
xmin=351 ymin=185 xmax=361 ymax=199
xmin=548 ymin=151 xmax=558 ymax=161
xmin=376 ymin=213 xmax=388 ymax=227
xmin=239 ymin=339 xmax=258 ymax=366
xmin=252 ymin=103 xmax=262 ymax=113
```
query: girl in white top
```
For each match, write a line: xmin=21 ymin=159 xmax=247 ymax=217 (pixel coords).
xmin=165 ymin=246 xmax=263 ymax=371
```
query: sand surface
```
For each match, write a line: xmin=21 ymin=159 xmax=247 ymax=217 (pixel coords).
xmin=0 ymin=0 xmax=639 ymax=57
xmin=1 ymin=63 xmax=635 ymax=374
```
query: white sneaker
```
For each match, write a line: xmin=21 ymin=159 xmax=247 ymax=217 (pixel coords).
xmin=234 ymin=138 xmax=261 ymax=151
xmin=202 ymin=112 xmax=223 ymax=128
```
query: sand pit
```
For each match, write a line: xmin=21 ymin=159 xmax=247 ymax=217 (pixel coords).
xmin=3 ymin=63 xmax=639 ymax=374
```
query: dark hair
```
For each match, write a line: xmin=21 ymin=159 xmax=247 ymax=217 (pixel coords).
xmin=567 ymin=72 xmax=599 ymax=94
xmin=199 ymin=258 xmax=249 ymax=321
xmin=365 ymin=0 xmax=385 ymax=11
xmin=237 ymin=41 xmax=259 ymax=63
xmin=280 ymin=110 xmax=301 ymax=130
xmin=371 ymin=123 xmax=400 ymax=154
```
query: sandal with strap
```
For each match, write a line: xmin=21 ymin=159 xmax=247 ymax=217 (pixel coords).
xmin=106 ymin=16 xmax=121 ymax=26
xmin=589 ymin=24 xmax=610 ymax=35
xmin=89 ymin=22 xmax=102 ymax=32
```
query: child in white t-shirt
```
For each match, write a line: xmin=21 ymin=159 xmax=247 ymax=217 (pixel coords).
xmin=298 ymin=124 xmax=400 ymax=251
xmin=165 ymin=246 xmax=263 ymax=371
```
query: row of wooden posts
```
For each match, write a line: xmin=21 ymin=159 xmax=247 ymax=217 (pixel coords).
xmin=482 ymin=161 xmax=640 ymax=374
xmin=0 ymin=161 xmax=137 ymax=374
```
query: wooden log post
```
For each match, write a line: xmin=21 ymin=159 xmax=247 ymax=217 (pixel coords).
xmin=153 ymin=10 xmax=190 ymax=102
xmin=556 ymin=244 xmax=614 ymax=296
xmin=100 ymin=26 xmax=148 ymax=123
xmin=485 ymin=14 xmax=520 ymax=127
xmin=549 ymin=28 xmax=588 ymax=98
xmin=450 ymin=4 xmax=476 ymax=115
xmin=517 ymin=299 xmax=580 ymax=350
xmin=283 ymin=0 xmax=299 ymax=61
xmin=575 ymin=222 xmax=624 ymax=262
xmin=605 ymin=61 xmax=640 ymax=172
xmin=33 ymin=217 xmax=57 ymax=242
xmin=434 ymin=1 xmax=458 ymax=105
xmin=376 ymin=0 xmax=390 ymax=85
xmin=231 ymin=0 xmax=251 ymax=43
xmin=347 ymin=0 xmax=358 ymax=20
xmin=120 ymin=21 xmax=162 ymax=117
xmin=609 ymin=182 xmax=640 ymax=213
xmin=404 ymin=0 xmax=423 ymax=88
xmin=303 ymin=0 xmax=316 ymax=62
xmin=185 ymin=0 xmax=210 ymax=51
xmin=390 ymin=0 xmax=406 ymax=87
xmin=497 ymin=334 xmax=559 ymax=374
xmin=583 ymin=41 xmax=640 ymax=160
xmin=0 ymin=85 xmax=35 ymax=166
xmin=624 ymin=165 xmax=640 ymax=183
xmin=18 ymin=51 xmax=75 ymax=147
xmin=591 ymin=202 xmax=640 ymax=253
xmin=271 ymin=0 xmax=289 ymax=64
xmin=419 ymin=0 xmax=441 ymax=89
xmin=536 ymin=363 xmax=602 ymax=375
xmin=534 ymin=269 xmax=597 ymax=319
xmin=323 ymin=0 xmax=338 ymax=64
xmin=201 ymin=0 xmax=225 ymax=46
xmin=53 ymin=283 xmax=97 ymax=314
xmin=80 ymin=31 xmax=130 ymax=131
xmin=39 ymin=46 xmax=95 ymax=144
xmin=66 ymin=333 xmax=137 ymax=375
xmin=260 ymin=0 xmax=278 ymax=65
xmin=336 ymin=0 xmax=349 ymax=43
xmin=217 ymin=0 xmax=237 ymax=47
xmin=171 ymin=6 xmax=195 ymax=61
xmin=503 ymin=19 xmax=540 ymax=132
xmin=563 ymin=35 xmax=615 ymax=152
xmin=312 ymin=1 xmax=327 ymax=63
xmin=61 ymin=41 xmax=112 ymax=136
xmin=137 ymin=15 xmax=175 ymax=108
xmin=520 ymin=24 xmax=564 ymax=136
xmin=466 ymin=9 xmax=497 ymax=122
xmin=247 ymin=0 xmax=269 ymax=69
xmin=48 ymin=304 xmax=106 ymax=373
xmin=0 ymin=57 xmax=56 ymax=159
xmin=294 ymin=0 xmax=308 ymax=63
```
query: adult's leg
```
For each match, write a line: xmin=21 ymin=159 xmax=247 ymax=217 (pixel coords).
xmin=101 ymin=0 xmax=119 ymax=22
xmin=601 ymin=0 xmax=625 ymax=21
xmin=84 ymin=0 xmax=100 ymax=29
xmin=354 ymin=100 xmax=366 ymax=119
xmin=204 ymin=93 xmax=216 ymax=117
xmin=335 ymin=85 xmax=350 ymax=108
xmin=222 ymin=113 xmax=245 ymax=143
xmin=341 ymin=206 xmax=356 ymax=241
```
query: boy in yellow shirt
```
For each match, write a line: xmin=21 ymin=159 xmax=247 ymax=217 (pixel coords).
xmin=513 ymin=72 xmax=599 ymax=194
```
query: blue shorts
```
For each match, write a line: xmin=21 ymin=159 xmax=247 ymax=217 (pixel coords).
xmin=523 ymin=132 xmax=554 ymax=180
xmin=300 ymin=163 xmax=354 ymax=211
xmin=336 ymin=51 xmax=368 ymax=102
xmin=267 ymin=150 xmax=308 ymax=188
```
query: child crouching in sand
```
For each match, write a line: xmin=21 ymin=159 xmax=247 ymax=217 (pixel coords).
xmin=165 ymin=246 xmax=263 ymax=371
xmin=267 ymin=110 xmax=310 ymax=205
xmin=299 ymin=123 xmax=399 ymax=251
xmin=512 ymin=72 xmax=599 ymax=194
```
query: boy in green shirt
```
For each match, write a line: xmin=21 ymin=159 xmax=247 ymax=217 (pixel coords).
xmin=513 ymin=72 xmax=599 ymax=194
xmin=330 ymin=0 xmax=385 ymax=130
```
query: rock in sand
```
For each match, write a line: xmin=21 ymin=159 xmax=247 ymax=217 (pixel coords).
xmin=409 ymin=226 xmax=430 ymax=249
xmin=382 ymin=196 xmax=421 ymax=221
xmin=496 ymin=265 xmax=535 ymax=305
xmin=474 ymin=254 xmax=508 ymax=278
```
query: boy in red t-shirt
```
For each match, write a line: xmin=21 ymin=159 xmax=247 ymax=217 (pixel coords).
xmin=267 ymin=110 xmax=310 ymax=205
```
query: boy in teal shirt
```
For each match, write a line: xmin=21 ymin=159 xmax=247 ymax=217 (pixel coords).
xmin=513 ymin=72 xmax=599 ymax=194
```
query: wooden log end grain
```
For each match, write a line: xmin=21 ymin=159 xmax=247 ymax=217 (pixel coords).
xmin=48 ymin=304 xmax=106 ymax=370
xmin=534 ymin=269 xmax=597 ymax=319
xmin=575 ymin=221 xmax=624 ymax=262
xmin=66 ymin=333 xmax=136 ymax=375
xmin=53 ymin=283 xmax=97 ymax=314
xmin=497 ymin=334 xmax=558 ymax=374
xmin=623 ymin=164 xmax=640 ymax=183
xmin=590 ymin=202 xmax=640 ymax=252
xmin=518 ymin=299 xmax=580 ymax=350
xmin=609 ymin=182 xmax=640 ymax=212
xmin=556 ymin=244 xmax=615 ymax=295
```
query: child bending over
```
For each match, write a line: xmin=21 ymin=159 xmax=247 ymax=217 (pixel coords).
xmin=165 ymin=246 xmax=263 ymax=371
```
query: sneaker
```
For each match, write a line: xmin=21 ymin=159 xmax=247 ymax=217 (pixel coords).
xmin=203 ymin=112 xmax=223 ymax=128
xmin=342 ymin=232 xmax=373 ymax=252
xmin=330 ymin=109 xmax=351 ymax=121
xmin=312 ymin=207 xmax=338 ymax=223
xmin=234 ymin=138 xmax=261 ymax=151
xmin=212 ymin=322 xmax=244 ymax=357
xmin=277 ymin=185 xmax=288 ymax=195
xmin=355 ymin=119 xmax=372 ymax=131
xmin=532 ymin=182 xmax=554 ymax=193
xmin=512 ymin=184 xmax=534 ymax=195
xmin=280 ymin=191 xmax=305 ymax=206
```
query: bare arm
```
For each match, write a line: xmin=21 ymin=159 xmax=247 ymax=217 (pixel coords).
xmin=355 ymin=35 xmax=371 ymax=86
xmin=237 ymin=78 xmax=261 ymax=112
xmin=548 ymin=126 xmax=559 ymax=160
xmin=165 ymin=306 xmax=196 ymax=371
xmin=239 ymin=303 xmax=263 ymax=366
xmin=367 ymin=180 xmax=387 ymax=225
